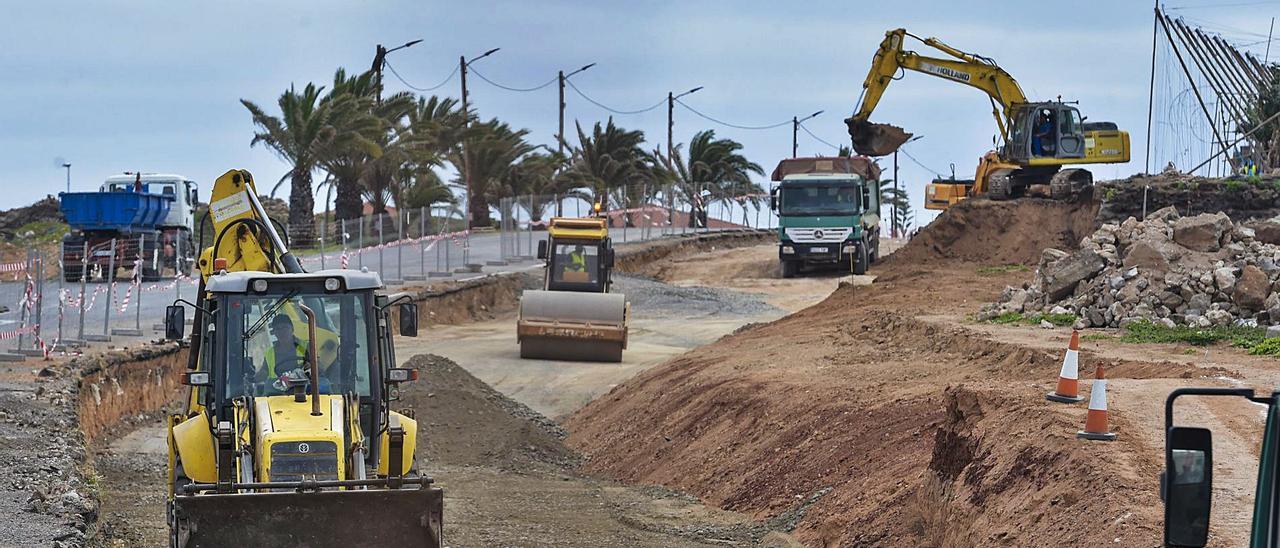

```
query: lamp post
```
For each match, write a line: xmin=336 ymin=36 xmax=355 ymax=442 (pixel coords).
xmin=558 ymin=63 xmax=596 ymax=157
xmin=666 ymin=86 xmax=703 ymax=159
xmin=62 ymin=162 xmax=71 ymax=192
xmin=791 ymin=110 xmax=823 ymax=158
xmin=370 ymin=39 xmax=423 ymax=102
xmin=459 ymin=47 xmax=500 ymax=266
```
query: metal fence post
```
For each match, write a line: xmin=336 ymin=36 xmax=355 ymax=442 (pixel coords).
xmin=357 ymin=216 xmax=365 ymax=269
xmin=100 ymin=239 xmax=117 ymax=340
xmin=319 ymin=224 xmax=326 ymax=270
xmin=397 ymin=209 xmax=404 ymax=280
xmin=377 ymin=212 xmax=386 ymax=276
xmin=15 ymin=249 xmax=31 ymax=352
xmin=420 ymin=207 xmax=427 ymax=280
xmin=77 ymin=242 xmax=87 ymax=343
xmin=341 ymin=218 xmax=349 ymax=269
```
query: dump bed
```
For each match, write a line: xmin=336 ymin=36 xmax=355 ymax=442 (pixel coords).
xmin=59 ymin=191 xmax=173 ymax=232
xmin=771 ymin=156 xmax=881 ymax=181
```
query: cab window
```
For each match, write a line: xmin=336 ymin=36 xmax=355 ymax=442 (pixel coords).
xmin=551 ymin=243 xmax=599 ymax=285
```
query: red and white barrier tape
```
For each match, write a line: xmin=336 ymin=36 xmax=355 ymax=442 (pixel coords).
xmin=0 ymin=324 xmax=35 ymax=341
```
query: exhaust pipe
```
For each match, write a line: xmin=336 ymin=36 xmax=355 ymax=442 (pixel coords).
xmin=298 ymin=304 xmax=322 ymax=416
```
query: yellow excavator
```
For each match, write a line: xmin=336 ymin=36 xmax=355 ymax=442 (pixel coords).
xmin=161 ymin=169 xmax=442 ymax=547
xmin=517 ymin=216 xmax=629 ymax=362
xmin=846 ymin=28 xmax=1131 ymax=210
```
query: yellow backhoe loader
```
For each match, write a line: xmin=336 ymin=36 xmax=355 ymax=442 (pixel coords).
xmin=846 ymin=28 xmax=1131 ymax=210
xmin=517 ymin=216 xmax=629 ymax=362
xmin=161 ymin=169 xmax=442 ymax=547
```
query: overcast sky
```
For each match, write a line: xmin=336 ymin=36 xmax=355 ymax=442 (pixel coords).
xmin=1 ymin=1 xmax=1274 ymax=224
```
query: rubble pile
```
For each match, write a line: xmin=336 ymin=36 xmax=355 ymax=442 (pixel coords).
xmin=982 ymin=207 xmax=1280 ymax=329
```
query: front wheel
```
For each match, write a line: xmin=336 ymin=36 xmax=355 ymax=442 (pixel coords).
xmin=852 ymin=244 xmax=868 ymax=275
xmin=780 ymin=260 xmax=797 ymax=279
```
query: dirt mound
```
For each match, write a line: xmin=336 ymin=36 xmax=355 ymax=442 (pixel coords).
xmin=890 ymin=198 xmax=1099 ymax=266
xmin=0 ymin=196 xmax=63 ymax=241
xmin=399 ymin=354 xmax=579 ymax=471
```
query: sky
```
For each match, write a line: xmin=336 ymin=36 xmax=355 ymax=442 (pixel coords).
xmin=1 ymin=0 xmax=1275 ymax=225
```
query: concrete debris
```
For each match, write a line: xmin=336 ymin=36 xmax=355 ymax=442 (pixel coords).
xmin=982 ymin=207 xmax=1280 ymax=328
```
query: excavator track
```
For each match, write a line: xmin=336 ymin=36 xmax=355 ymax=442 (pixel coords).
xmin=1049 ymin=168 xmax=1094 ymax=202
xmin=986 ymin=169 xmax=1015 ymax=200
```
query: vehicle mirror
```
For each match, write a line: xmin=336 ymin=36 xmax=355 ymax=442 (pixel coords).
xmin=1164 ymin=426 xmax=1212 ymax=547
xmin=605 ymin=248 xmax=615 ymax=268
xmin=769 ymin=187 xmax=779 ymax=211
xmin=537 ymin=240 xmax=548 ymax=260
xmin=165 ymin=305 xmax=185 ymax=340
xmin=398 ymin=302 xmax=419 ymax=337
xmin=181 ymin=371 xmax=210 ymax=386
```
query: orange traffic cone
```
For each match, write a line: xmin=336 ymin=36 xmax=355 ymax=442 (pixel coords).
xmin=1046 ymin=330 xmax=1085 ymax=403
xmin=1077 ymin=364 xmax=1117 ymax=441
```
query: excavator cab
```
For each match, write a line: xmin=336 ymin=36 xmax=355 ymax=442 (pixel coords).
xmin=1004 ymin=103 xmax=1087 ymax=163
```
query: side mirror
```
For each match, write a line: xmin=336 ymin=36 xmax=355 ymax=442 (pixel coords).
xmin=181 ymin=371 xmax=211 ymax=386
xmin=398 ymin=302 xmax=419 ymax=337
xmin=769 ymin=187 xmax=779 ymax=211
xmin=1164 ymin=426 xmax=1212 ymax=547
xmin=537 ymin=240 xmax=548 ymax=260
xmin=604 ymin=248 xmax=615 ymax=269
xmin=165 ymin=305 xmax=185 ymax=340
xmin=386 ymin=367 xmax=419 ymax=383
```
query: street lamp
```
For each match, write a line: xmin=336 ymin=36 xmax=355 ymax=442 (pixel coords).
xmin=558 ymin=63 xmax=596 ymax=156
xmin=666 ymin=86 xmax=703 ymax=158
xmin=891 ymin=134 xmax=924 ymax=238
xmin=459 ymin=47 xmax=500 ymax=266
xmin=62 ymin=162 xmax=71 ymax=193
xmin=791 ymin=110 xmax=824 ymax=158
xmin=370 ymin=39 xmax=423 ymax=101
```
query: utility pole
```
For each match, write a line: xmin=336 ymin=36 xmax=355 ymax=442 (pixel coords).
xmin=370 ymin=39 xmax=422 ymax=103
xmin=459 ymin=48 xmax=499 ymax=264
xmin=557 ymin=63 xmax=596 ymax=157
xmin=892 ymin=150 xmax=899 ymax=238
xmin=666 ymin=86 xmax=702 ymax=226
xmin=62 ymin=162 xmax=71 ymax=193
xmin=792 ymin=110 xmax=823 ymax=159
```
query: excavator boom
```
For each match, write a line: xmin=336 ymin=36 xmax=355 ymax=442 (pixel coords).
xmin=847 ymin=28 xmax=1028 ymax=157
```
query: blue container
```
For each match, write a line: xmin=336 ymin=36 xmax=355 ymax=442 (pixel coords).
xmin=59 ymin=191 xmax=174 ymax=233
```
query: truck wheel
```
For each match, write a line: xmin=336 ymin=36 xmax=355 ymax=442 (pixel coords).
xmin=852 ymin=244 xmax=868 ymax=275
xmin=63 ymin=266 xmax=83 ymax=283
xmin=780 ymin=260 xmax=797 ymax=279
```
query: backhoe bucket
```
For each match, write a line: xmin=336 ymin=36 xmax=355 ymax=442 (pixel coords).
xmin=847 ymin=119 xmax=913 ymax=157
xmin=170 ymin=487 xmax=444 ymax=548
xmin=518 ymin=290 xmax=627 ymax=362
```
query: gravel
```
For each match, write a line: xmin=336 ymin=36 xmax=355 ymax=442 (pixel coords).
xmin=613 ymin=274 xmax=781 ymax=318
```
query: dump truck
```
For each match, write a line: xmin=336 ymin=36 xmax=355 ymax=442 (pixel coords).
xmin=846 ymin=28 xmax=1131 ymax=209
xmin=517 ymin=216 xmax=629 ymax=362
xmin=769 ymin=157 xmax=882 ymax=277
xmin=162 ymin=169 xmax=442 ymax=547
xmin=59 ymin=172 xmax=198 ymax=282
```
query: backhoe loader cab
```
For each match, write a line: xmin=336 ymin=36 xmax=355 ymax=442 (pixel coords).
xmin=165 ymin=269 xmax=442 ymax=547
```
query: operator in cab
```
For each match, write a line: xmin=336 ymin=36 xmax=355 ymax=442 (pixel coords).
xmin=566 ymin=245 xmax=587 ymax=274
xmin=260 ymin=314 xmax=309 ymax=383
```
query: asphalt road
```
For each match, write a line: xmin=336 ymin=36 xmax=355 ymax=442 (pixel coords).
xmin=0 ymin=226 xmax=734 ymax=358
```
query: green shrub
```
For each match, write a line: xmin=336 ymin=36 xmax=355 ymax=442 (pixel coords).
xmin=1225 ymin=180 xmax=1244 ymax=192
xmin=1248 ymin=337 xmax=1280 ymax=356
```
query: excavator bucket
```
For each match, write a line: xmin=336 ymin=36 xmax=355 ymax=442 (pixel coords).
xmin=517 ymin=290 xmax=627 ymax=362
xmin=846 ymin=119 xmax=913 ymax=157
xmin=170 ymin=487 xmax=444 ymax=548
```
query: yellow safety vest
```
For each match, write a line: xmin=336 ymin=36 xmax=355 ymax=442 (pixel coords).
xmin=568 ymin=252 xmax=586 ymax=272
xmin=264 ymin=338 xmax=308 ymax=378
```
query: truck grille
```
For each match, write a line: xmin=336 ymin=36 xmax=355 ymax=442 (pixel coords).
xmin=269 ymin=441 xmax=339 ymax=482
xmin=784 ymin=227 xmax=853 ymax=243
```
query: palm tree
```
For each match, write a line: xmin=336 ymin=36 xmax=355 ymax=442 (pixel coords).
xmin=242 ymin=83 xmax=338 ymax=241
xmin=451 ymin=119 xmax=535 ymax=227
xmin=562 ymin=118 xmax=650 ymax=215
xmin=506 ymin=150 xmax=570 ymax=224
xmin=894 ymin=193 xmax=915 ymax=236
xmin=877 ymin=178 xmax=911 ymax=236
xmin=661 ymin=130 xmax=764 ymax=228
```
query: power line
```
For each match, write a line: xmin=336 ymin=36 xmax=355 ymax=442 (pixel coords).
xmin=674 ymin=98 xmax=792 ymax=130
xmin=564 ymin=79 xmax=666 ymax=115
xmin=898 ymin=146 xmax=944 ymax=177
xmin=1169 ymin=1 xmax=1280 ymax=10
xmin=468 ymin=66 xmax=558 ymax=92
xmin=384 ymin=60 xmax=458 ymax=92
xmin=797 ymin=122 xmax=840 ymax=151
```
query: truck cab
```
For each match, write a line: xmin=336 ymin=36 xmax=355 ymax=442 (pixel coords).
xmin=770 ymin=157 xmax=882 ymax=278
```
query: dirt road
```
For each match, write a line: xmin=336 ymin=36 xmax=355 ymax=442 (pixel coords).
xmin=567 ymin=199 xmax=1260 ymax=546
xmin=90 ymin=241 xmax=864 ymax=546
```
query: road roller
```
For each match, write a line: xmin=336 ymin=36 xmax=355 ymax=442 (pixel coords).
xmin=517 ymin=217 xmax=629 ymax=362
